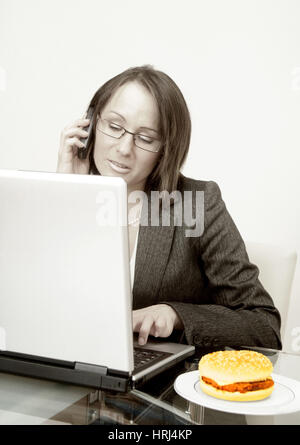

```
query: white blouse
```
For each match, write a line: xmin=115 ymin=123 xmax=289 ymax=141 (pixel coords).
xmin=130 ymin=225 xmax=139 ymax=289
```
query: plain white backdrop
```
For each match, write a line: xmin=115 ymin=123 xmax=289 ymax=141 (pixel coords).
xmin=0 ymin=0 xmax=299 ymax=350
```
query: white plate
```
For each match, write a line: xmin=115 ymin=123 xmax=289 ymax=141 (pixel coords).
xmin=174 ymin=371 xmax=300 ymax=416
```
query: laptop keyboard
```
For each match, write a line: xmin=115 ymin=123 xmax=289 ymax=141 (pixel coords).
xmin=133 ymin=347 xmax=172 ymax=373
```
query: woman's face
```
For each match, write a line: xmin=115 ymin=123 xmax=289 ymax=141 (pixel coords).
xmin=93 ymin=81 xmax=161 ymax=193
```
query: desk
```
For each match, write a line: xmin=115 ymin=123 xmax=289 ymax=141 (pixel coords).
xmin=0 ymin=347 xmax=299 ymax=425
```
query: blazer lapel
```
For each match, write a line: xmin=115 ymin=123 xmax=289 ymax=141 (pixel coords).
xmin=132 ymin=202 xmax=175 ymax=310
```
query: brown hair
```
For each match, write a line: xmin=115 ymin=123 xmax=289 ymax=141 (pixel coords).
xmin=87 ymin=65 xmax=191 ymax=193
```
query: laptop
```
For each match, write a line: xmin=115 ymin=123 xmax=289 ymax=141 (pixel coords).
xmin=0 ymin=169 xmax=194 ymax=391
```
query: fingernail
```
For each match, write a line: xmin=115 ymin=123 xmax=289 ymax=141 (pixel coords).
xmin=139 ymin=337 xmax=145 ymax=345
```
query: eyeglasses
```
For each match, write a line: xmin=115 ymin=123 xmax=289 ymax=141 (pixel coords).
xmin=97 ymin=118 xmax=161 ymax=153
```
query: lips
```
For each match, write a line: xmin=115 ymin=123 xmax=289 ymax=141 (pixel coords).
xmin=107 ymin=159 xmax=131 ymax=174
xmin=109 ymin=160 xmax=130 ymax=169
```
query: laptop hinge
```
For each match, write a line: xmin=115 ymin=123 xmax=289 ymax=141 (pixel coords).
xmin=75 ymin=362 xmax=107 ymax=375
xmin=74 ymin=362 xmax=129 ymax=391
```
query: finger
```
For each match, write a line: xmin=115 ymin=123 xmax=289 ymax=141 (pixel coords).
xmin=64 ymin=127 xmax=90 ymax=139
xmin=59 ymin=137 xmax=85 ymax=158
xmin=75 ymin=118 xmax=91 ymax=127
xmin=132 ymin=314 xmax=142 ymax=333
xmin=138 ymin=315 xmax=155 ymax=346
xmin=152 ymin=317 xmax=167 ymax=338
xmin=132 ymin=309 xmax=150 ymax=332
xmin=64 ymin=118 xmax=90 ymax=131
xmin=65 ymin=137 xmax=85 ymax=149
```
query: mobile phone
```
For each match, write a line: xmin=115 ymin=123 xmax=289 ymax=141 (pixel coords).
xmin=77 ymin=106 xmax=94 ymax=160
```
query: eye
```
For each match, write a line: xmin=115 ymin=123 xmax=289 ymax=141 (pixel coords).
xmin=109 ymin=122 xmax=123 ymax=131
xmin=137 ymin=134 xmax=154 ymax=144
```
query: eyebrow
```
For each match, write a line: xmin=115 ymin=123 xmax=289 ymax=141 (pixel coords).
xmin=109 ymin=110 xmax=159 ymax=135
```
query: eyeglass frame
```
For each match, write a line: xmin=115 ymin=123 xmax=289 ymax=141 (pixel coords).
xmin=96 ymin=117 xmax=162 ymax=153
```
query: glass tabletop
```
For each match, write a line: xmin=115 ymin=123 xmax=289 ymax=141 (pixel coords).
xmin=0 ymin=346 xmax=299 ymax=425
xmin=131 ymin=346 xmax=300 ymax=426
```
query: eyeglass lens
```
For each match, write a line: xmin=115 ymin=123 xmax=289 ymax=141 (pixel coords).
xmin=98 ymin=119 xmax=160 ymax=153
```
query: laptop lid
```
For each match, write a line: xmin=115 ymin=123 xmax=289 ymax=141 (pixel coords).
xmin=0 ymin=169 xmax=134 ymax=374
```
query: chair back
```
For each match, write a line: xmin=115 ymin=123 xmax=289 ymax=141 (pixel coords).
xmin=245 ymin=242 xmax=297 ymax=345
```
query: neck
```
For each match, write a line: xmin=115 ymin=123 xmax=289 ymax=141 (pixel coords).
xmin=127 ymin=180 xmax=146 ymax=199
xmin=127 ymin=183 xmax=146 ymax=219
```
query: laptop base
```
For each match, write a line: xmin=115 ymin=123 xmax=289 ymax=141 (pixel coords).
xmin=0 ymin=351 xmax=129 ymax=392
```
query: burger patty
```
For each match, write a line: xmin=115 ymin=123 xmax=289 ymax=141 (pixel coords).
xmin=202 ymin=376 xmax=274 ymax=393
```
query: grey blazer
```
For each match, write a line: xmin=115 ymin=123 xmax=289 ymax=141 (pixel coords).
xmin=132 ymin=175 xmax=282 ymax=350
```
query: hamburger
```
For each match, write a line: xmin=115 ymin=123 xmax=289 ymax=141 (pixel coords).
xmin=198 ymin=350 xmax=274 ymax=401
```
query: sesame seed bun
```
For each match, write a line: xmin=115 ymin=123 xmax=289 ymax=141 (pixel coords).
xmin=198 ymin=350 xmax=274 ymax=402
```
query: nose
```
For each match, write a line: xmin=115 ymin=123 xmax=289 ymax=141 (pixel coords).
xmin=116 ymin=132 xmax=135 ymax=156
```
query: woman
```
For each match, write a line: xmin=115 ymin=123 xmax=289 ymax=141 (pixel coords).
xmin=57 ymin=65 xmax=282 ymax=350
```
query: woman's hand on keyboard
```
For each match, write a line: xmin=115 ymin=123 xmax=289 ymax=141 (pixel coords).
xmin=132 ymin=304 xmax=183 ymax=345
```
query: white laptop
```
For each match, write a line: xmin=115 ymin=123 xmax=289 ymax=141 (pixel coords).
xmin=0 ymin=169 xmax=194 ymax=391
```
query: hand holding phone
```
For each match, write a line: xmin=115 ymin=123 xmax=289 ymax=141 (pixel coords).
xmin=57 ymin=106 xmax=94 ymax=174
xmin=77 ymin=106 xmax=94 ymax=160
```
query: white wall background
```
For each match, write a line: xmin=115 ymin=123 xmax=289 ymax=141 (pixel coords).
xmin=0 ymin=0 xmax=299 ymax=350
